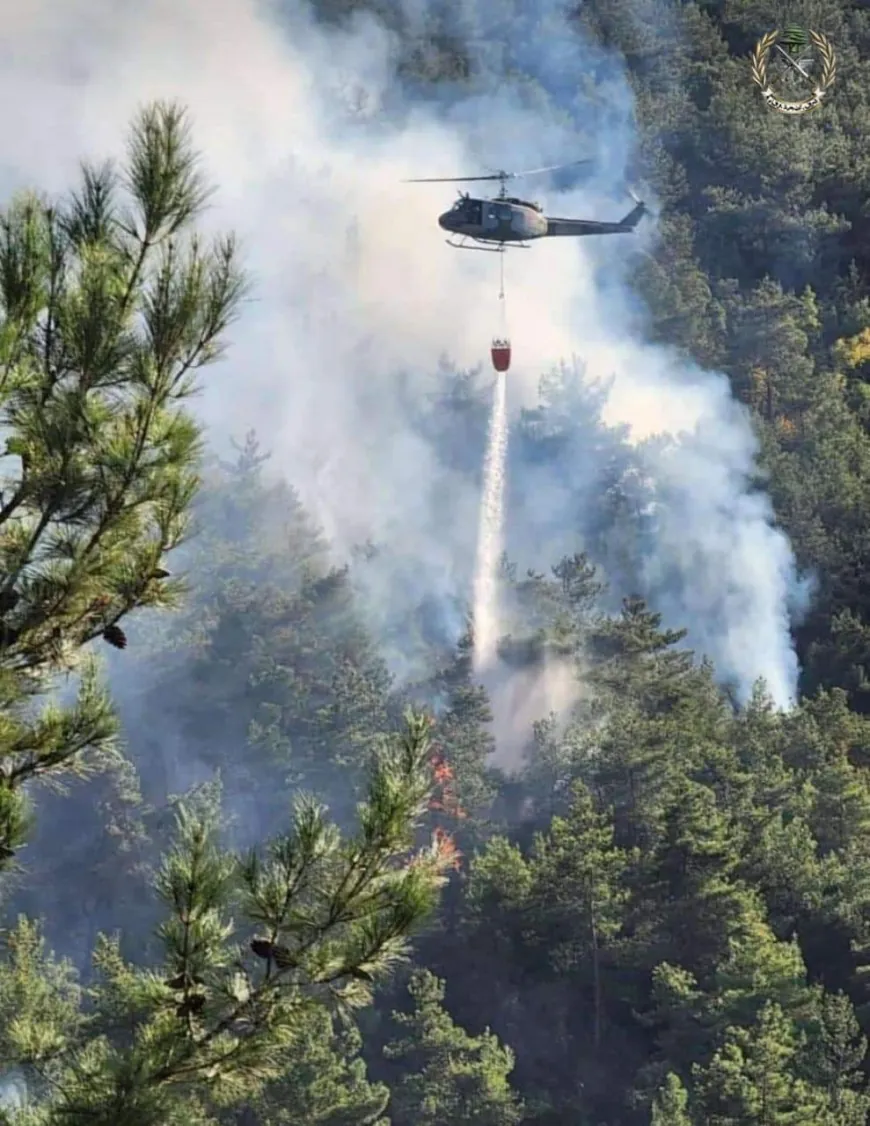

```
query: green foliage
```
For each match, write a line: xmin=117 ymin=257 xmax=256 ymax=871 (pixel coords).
xmin=650 ymin=1073 xmax=691 ymax=1126
xmin=384 ymin=969 xmax=523 ymax=1125
xmin=0 ymin=917 xmax=82 ymax=1065
xmin=0 ymin=100 xmax=244 ymax=864
xmin=418 ymin=629 xmax=497 ymax=816
xmin=692 ymin=1002 xmax=838 ymax=1124
xmin=0 ymin=714 xmax=446 ymax=1124
xmin=245 ymin=1011 xmax=390 ymax=1126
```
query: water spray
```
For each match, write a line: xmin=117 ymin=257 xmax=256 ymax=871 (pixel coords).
xmin=472 ymin=258 xmax=511 ymax=671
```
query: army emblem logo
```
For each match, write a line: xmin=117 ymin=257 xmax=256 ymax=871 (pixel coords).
xmin=750 ymin=26 xmax=836 ymax=114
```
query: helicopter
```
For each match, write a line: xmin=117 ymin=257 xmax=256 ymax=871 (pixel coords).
xmin=404 ymin=159 xmax=647 ymax=252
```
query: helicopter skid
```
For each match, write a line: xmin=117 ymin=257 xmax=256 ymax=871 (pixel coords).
xmin=445 ymin=235 xmax=529 ymax=252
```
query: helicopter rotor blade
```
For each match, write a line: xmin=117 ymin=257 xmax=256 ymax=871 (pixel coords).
xmin=504 ymin=158 xmax=592 ymax=179
xmin=402 ymin=174 xmax=510 ymax=183
xmin=403 ymin=158 xmax=591 ymax=185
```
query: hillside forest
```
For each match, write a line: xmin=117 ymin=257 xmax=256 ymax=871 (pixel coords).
xmin=5 ymin=0 xmax=870 ymax=1124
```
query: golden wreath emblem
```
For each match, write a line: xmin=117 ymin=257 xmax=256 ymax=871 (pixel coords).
xmin=750 ymin=29 xmax=836 ymax=114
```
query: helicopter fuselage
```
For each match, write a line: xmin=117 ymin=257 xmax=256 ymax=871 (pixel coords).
xmin=405 ymin=161 xmax=645 ymax=249
xmin=439 ymin=196 xmax=547 ymax=243
xmin=437 ymin=192 xmax=646 ymax=249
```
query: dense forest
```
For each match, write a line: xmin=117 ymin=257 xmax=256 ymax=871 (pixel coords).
xmin=5 ymin=0 xmax=870 ymax=1123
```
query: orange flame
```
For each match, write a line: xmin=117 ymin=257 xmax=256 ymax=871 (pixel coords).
xmin=428 ymin=751 xmax=466 ymax=820
xmin=433 ymin=826 xmax=462 ymax=871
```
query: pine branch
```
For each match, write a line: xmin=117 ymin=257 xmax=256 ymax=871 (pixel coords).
xmin=0 ymin=100 xmax=245 ymax=866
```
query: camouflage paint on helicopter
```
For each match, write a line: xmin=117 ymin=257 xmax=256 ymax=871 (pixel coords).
xmin=405 ymin=160 xmax=647 ymax=252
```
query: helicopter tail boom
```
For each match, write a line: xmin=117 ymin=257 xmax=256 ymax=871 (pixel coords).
xmin=545 ymin=199 xmax=647 ymax=238
xmin=618 ymin=200 xmax=647 ymax=229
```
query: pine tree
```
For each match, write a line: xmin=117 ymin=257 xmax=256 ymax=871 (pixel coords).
xmin=241 ymin=1011 xmax=390 ymax=1126
xmin=384 ymin=969 xmax=523 ymax=1126
xmin=637 ymin=779 xmax=748 ymax=980
xmin=693 ymin=1002 xmax=834 ymax=1125
xmin=584 ymin=599 xmax=722 ymax=852
xmin=650 ymin=1072 xmax=692 ymax=1126
xmin=525 ymin=782 xmax=631 ymax=1054
xmin=803 ymin=991 xmax=870 ymax=1125
xmin=133 ymin=478 xmax=391 ymax=830
xmin=0 ymin=714 xmax=451 ymax=1124
xmin=723 ymin=689 xmax=827 ymax=935
xmin=0 ymin=100 xmax=245 ymax=864
xmin=457 ymin=785 xmax=634 ymax=1118
xmin=641 ymin=894 xmax=819 ymax=1089
xmin=710 ymin=911 xmax=818 ymax=1033
xmin=424 ymin=627 xmax=496 ymax=817
xmin=507 ymin=552 xmax=604 ymax=653
xmin=192 ymin=429 xmax=330 ymax=592
xmin=497 ymin=552 xmax=604 ymax=812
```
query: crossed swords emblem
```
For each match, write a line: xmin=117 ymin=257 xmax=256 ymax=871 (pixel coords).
xmin=772 ymin=40 xmax=814 ymax=85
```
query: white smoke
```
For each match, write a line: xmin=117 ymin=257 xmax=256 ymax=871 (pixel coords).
xmin=0 ymin=0 xmax=804 ymax=709
xmin=0 ymin=1068 xmax=27 ymax=1111
xmin=472 ymin=371 xmax=508 ymax=671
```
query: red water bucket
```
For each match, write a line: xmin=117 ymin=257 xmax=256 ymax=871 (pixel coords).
xmin=491 ymin=338 xmax=511 ymax=372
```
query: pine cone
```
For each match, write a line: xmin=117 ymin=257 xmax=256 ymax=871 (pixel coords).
xmin=152 ymin=568 xmax=171 ymax=580
xmin=175 ymin=992 xmax=206 ymax=1019
xmin=250 ymin=937 xmax=294 ymax=968
xmin=165 ymin=971 xmax=204 ymax=991
xmin=102 ymin=624 xmax=127 ymax=650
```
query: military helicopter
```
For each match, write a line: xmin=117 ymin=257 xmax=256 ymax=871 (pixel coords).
xmin=404 ymin=159 xmax=647 ymax=252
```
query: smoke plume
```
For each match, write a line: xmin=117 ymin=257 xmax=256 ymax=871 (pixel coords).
xmin=0 ymin=0 xmax=805 ymax=719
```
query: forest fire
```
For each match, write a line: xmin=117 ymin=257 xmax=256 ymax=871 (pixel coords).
xmin=432 ymin=825 xmax=462 ymax=871
xmin=428 ymin=750 xmax=466 ymax=819
xmin=426 ymin=747 xmax=465 ymax=870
